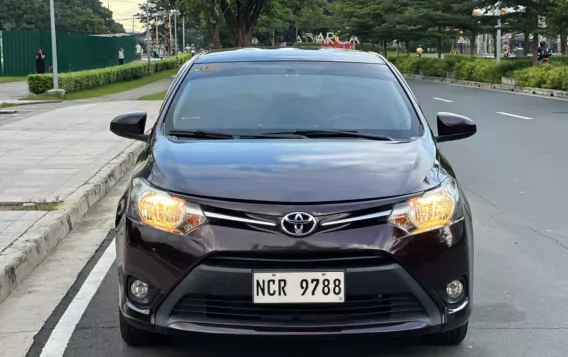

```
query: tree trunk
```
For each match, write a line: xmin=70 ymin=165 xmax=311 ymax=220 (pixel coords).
xmin=493 ymin=31 xmax=497 ymax=58
xmin=470 ymin=31 xmax=476 ymax=56
xmin=523 ymin=32 xmax=529 ymax=56
xmin=405 ymin=41 xmax=409 ymax=56
xmin=532 ymin=13 xmax=539 ymax=66
xmin=233 ymin=23 xmax=252 ymax=47
xmin=211 ymin=22 xmax=221 ymax=48
xmin=561 ymin=27 xmax=567 ymax=55
xmin=382 ymin=40 xmax=387 ymax=56
xmin=532 ymin=31 xmax=539 ymax=66
xmin=437 ymin=26 xmax=442 ymax=59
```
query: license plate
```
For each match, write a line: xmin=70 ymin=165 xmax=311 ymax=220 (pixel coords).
xmin=253 ymin=271 xmax=345 ymax=304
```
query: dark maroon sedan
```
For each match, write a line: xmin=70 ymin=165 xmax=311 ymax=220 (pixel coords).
xmin=110 ymin=47 xmax=476 ymax=347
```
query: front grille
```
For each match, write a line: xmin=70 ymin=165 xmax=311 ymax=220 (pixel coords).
xmin=171 ymin=293 xmax=426 ymax=326
xmin=204 ymin=252 xmax=388 ymax=270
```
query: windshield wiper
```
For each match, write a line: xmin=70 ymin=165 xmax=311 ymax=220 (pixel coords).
xmin=169 ymin=130 xmax=304 ymax=140
xmin=265 ymin=130 xmax=394 ymax=141
xmin=168 ymin=130 xmax=235 ymax=139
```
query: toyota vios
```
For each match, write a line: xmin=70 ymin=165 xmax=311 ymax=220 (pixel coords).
xmin=110 ymin=48 xmax=476 ymax=347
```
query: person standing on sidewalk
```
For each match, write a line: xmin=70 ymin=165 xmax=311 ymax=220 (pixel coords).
xmin=118 ymin=47 xmax=125 ymax=65
xmin=36 ymin=47 xmax=46 ymax=74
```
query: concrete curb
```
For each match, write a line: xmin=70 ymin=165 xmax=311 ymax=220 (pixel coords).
xmin=0 ymin=100 xmax=63 ymax=106
xmin=403 ymin=74 xmax=568 ymax=100
xmin=0 ymin=141 xmax=145 ymax=304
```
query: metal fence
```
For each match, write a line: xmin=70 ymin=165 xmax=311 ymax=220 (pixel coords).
xmin=0 ymin=30 xmax=136 ymax=76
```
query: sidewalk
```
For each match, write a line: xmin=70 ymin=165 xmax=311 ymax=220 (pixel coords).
xmin=0 ymin=81 xmax=30 ymax=102
xmin=0 ymin=100 xmax=161 ymax=303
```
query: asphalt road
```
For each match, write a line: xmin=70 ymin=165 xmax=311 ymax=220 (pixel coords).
xmin=26 ymin=80 xmax=568 ymax=357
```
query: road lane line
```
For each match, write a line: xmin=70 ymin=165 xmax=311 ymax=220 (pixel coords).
xmin=433 ymin=97 xmax=454 ymax=102
xmin=495 ymin=112 xmax=533 ymax=120
xmin=40 ymin=241 xmax=116 ymax=357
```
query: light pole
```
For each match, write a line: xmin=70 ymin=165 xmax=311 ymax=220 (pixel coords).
xmin=145 ymin=0 xmax=151 ymax=71
xmin=174 ymin=11 xmax=178 ymax=58
xmin=495 ymin=8 xmax=502 ymax=64
xmin=182 ymin=17 xmax=185 ymax=53
xmin=49 ymin=0 xmax=59 ymax=89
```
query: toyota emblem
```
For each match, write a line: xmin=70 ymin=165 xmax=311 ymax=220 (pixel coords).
xmin=281 ymin=212 xmax=317 ymax=237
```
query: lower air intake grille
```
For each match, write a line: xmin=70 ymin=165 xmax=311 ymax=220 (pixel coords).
xmin=171 ymin=293 xmax=426 ymax=325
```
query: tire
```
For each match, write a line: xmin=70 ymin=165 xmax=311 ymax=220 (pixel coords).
xmin=427 ymin=322 xmax=468 ymax=346
xmin=119 ymin=311 xmax=162 ymax=347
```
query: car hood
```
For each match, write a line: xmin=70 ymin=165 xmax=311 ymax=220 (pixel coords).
xmin=147 ymin=137 xmax=441 ymax=203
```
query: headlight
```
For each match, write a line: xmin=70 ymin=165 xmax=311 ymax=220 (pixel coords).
xmin=128 ymin=178 xmax=206 ymax=234
xmin=388 ymin=178 xmax=461 ymax=235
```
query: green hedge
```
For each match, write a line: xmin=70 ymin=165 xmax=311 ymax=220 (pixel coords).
xmin=27 ymin=53 xmax=192 ymax=95
xmin=392 ymin=54 xmax=568 ymax=89
xmin=515 ymin=65 xmax=568 ymax=91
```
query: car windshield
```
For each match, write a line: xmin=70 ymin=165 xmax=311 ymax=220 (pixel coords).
xmin=165 ymin=61 xmax=422 ymax=139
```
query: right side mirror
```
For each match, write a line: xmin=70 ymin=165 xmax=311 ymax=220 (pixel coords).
xmin=110 ymin=111 xmax=149 ymax=142
xmin=435 ymin=112 xmax=476 ymax=143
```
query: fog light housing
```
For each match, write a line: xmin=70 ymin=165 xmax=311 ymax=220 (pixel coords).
xmin=130 ymin=279 xmax=149 ymax=301
xmin=446 ymin=280 xmax=464 ymax=300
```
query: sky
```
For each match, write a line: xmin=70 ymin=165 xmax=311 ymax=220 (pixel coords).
xmin=108 ymin=0 xmax=144 ymax=32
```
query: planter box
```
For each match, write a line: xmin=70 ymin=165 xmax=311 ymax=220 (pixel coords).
xmin=502 ymin=76 xmax=516 ymax=86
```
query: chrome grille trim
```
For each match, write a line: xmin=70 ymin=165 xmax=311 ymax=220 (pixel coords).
xmin=321 ymin=210 xmax=392 ymax=227
xmin=203 ymin=211 xmax=277 ymax=227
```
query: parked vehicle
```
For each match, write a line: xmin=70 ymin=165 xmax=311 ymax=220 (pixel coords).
xmin=110 ymin=47 xmax=476 ymax=348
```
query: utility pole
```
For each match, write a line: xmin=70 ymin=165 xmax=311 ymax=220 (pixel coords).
xmin=169 ymin=14 xmax=172 ymax=56
xmin=174 ymin=11 xmax=178 ymax=58
xmin=182 ymin=17 xmax=185 ymax=52
xmin=145 ymin=0 xmax=151 ymax=71
xmin=49 ymin=0 xmax=59 ymax=89
xmin=496 ymin=10 xmax=502 ymax=64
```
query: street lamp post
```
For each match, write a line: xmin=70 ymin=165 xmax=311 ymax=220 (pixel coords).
xmin=495 ymin=9 xmax=502 ymax=64
xmin=49 ymin=0 xmax=59 ymax=89
xmin=182 ymin=17 xmax=185 ymax=53
xmin=174 ymin=11 xmax=178 ymax=58
xmin=146 ymin=0 xmax=151 ymax=71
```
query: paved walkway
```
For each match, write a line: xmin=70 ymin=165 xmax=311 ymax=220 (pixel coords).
xmin=0 ymin=101 xmax=161 ymax=253
xmin=0 ymin=81 xmax=30 ymax=101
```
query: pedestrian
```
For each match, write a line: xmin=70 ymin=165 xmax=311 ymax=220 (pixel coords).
xmin=502 ymin=42 xmax=509 ymax=57
xmin=118 ymin=47 xmax=125 ymax=65
xmin=416 ymin=44 xmax=423 ymax=57
xmin=36 ymin=47 xmax=46 ymax=74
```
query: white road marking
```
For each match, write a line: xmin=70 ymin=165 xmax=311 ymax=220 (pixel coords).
xmin=40 ymin=241 xmax=116 ymax=357
xmin=495 ymin=112 xmax=533 ymax=120
xmin=433 ymin=97 xmax=454 ymax=102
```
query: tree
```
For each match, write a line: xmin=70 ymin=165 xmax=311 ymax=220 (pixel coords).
xmin=219 ymin=0 xmax=270 ymax=46
xmin=0 ymin=0 xmax=125 ymax=34
xmin=255 ymin=0 xmax=329 ymax=45
xmin=545 ymin=0 xmax=568 ymax=54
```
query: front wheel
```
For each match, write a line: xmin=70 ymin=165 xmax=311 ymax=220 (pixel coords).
xmin=119 ymin=311 xmax=163 ymax=347
xmin=426 ymin=322 xmax=468 ymax=346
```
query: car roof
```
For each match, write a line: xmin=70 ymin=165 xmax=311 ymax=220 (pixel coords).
xmin=195 ymin=47 xmax=386 ymax=64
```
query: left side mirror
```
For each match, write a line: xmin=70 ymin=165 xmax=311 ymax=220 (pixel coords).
xmin=435 ymin=112 xmax=476 ymax=143
xmin=110 ymin=111 xmax=149 ymax=142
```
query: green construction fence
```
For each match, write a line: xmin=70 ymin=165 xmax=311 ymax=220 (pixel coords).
xmin=0 ymin=30 xmax=136 ymax=76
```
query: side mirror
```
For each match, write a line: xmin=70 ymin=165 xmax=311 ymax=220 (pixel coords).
xmin=435 ymin=112 xmax=476 ymax=143
xmin=110 ymin=112 xmax=149 ymax=142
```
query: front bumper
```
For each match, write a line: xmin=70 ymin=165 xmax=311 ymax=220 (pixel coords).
xmin=116 ymin=203 xmax=473 ymax=337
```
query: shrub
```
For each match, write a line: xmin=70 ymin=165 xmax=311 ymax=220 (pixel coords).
xmin=357 ymin=43 xmax=382 ymax=53
xmin=27 ymin=54 xmax=192 ymax=95
xmin=394 ymin=56 xmax=422 ymax=74
xmin=420 ymin=58 xmax=450 ymax=77
xmin=292 ymin=42 xmax=321 ymax=47
xmin=515 ymin=65 xmax=568 ymax=91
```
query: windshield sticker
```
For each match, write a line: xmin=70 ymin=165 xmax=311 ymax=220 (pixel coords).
xmin=193 ymin=65 xmax=219 ymax=72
